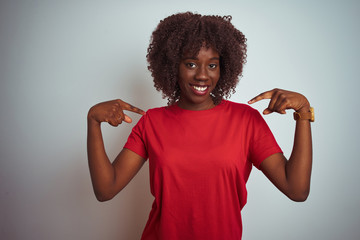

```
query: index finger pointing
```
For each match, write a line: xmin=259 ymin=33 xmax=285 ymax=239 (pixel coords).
xmin=124 ymin=103 xmax=146 ymax=115
xmin=248 ymin=90 xmax=274 ymax=104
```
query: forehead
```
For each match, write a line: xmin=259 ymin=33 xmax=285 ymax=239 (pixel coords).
xmin=182 ymin=46 xmax=220 ymax=59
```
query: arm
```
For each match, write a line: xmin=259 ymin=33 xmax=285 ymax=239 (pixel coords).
xmin=249 ymin=89 xmax=312 ymax=202
xmin=87 ymin=99 xmax=146 ymax=202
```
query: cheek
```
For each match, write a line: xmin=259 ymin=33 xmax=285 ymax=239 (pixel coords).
xmin=177 ymin=76 xmax=187 ymax=92
xmin=178 ymin=66 xmax=186 ymax=80
xmin=178 ymin=69 xmax=193 ymax=83
xmin=211 ymin=70 xmax=221 ymax=84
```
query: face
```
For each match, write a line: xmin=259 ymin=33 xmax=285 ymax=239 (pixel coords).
xmin=177 ymin=46 xmax=220 ymax=110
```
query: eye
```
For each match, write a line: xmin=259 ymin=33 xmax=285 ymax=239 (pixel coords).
xmin=209 ymin=63 xmax=218 ymax=69
xmin=185 ymin=62 xmax=196 ymax=68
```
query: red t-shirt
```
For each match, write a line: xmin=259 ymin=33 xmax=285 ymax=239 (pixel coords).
xmin=124 ymin=100 xmax=282 ymax=240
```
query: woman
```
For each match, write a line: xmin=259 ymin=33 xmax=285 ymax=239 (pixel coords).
xmin=87 ymin=12 xmax=313 ymax=240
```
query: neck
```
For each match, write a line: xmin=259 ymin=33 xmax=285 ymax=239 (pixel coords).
xmin=177 ymin=99 xmax=216 ymax=111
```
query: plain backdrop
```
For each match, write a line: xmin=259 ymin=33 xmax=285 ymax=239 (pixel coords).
xmin=1 ymin=0 xmax=359 ymax=239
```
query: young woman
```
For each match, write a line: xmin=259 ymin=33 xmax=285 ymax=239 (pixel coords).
xmin=87 ymin=12 xmax=313 ymax=240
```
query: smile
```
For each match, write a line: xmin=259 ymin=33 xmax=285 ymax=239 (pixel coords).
xmin=189 ymin=84 xmax=210 ymax=96
xmin=191 ymin=85 xmax=208 ymax=92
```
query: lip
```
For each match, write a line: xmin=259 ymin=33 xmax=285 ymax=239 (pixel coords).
xmin=189 ymin=84 xmax=210 ymax=96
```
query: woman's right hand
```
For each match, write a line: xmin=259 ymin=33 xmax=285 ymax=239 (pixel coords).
xmin=88 ymin=99 xmax=146 ymax=127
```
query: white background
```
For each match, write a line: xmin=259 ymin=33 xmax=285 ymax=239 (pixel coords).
xmin=1 ymin=0 xmax=359 ymax=239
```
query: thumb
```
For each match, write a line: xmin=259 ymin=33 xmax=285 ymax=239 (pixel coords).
xmin=263 ymin=108 xmax=273 ymax=115
xmin=124 ymin=115 xmax=132 ymax=123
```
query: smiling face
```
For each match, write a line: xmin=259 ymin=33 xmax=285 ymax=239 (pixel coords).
xmin=177 ymin=46 xmax=220 ymax=110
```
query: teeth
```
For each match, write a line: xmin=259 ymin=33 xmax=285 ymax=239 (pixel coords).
xmin=193 ymin=86 xmax=207 ymax=91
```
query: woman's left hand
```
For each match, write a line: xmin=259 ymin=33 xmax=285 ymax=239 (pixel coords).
xmin=248 ymin=88 xmax=310 ymax=114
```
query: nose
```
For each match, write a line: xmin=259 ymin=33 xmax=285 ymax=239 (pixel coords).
xmin=195 ymin=65 xmax=209 ymax=81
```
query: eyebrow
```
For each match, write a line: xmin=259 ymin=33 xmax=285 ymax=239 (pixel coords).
xmin=182 ymin=57 xmax=220 ymax=61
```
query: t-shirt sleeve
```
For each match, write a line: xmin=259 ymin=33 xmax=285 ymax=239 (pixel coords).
xmin=123 ymin=115 xmax=148 ymax=160
xmin=249 ymin=110 xmax=282 ymax=169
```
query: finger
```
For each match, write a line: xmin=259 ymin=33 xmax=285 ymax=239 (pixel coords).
xmin=269 ymin=92 xmax=287 ymax=114
xmin=114 ymin=110 xmax=132 ymax=124
xmin=263 ymin=91 xmax=281 ymax=115
xmin=263 ymin=108 xmax=273 ymax=115
xmin=119 ymin=100 xmax=146 ymax=115
xmin=108 ymin=119 xmax=120 ymax=127
xmin=128 ymin=105 xmax=146 ymax=115
xmin=274 ymin=97 xmax=289 ymax=114
xmin=248 ymin=90 xmax=275 ymax=104
xmin=117 ymin=108 xmax=126 ymax=123
xmin=105 ymin=117 xmax=120 ymax=127
xmin=123 ymin=114 xmax=132 ymax=123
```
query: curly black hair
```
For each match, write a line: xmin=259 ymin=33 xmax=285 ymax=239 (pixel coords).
xmin=147 ymin=12 xmax=247 ymax=105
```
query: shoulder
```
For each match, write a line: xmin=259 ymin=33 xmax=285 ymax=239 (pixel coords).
xmin=140 ymin=105 xmax=176 ymax=124
xmin=220 ymin=100 xmax=265 ymax=126
xmin=145 ymin=105 xmax=172 ymax=116
xmin=222 ymin=100 xmax=259 ymax=115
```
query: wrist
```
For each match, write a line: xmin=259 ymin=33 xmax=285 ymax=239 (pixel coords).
xmin=87 ymin=114 xmax=101 ymax=127
xmin=295 ymin=97 xmax=311 ymax=113
xmin=296 ymin=105 xmax=311 ymax=113
xmin=293 ymin=106 xmax=314 ymax=122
